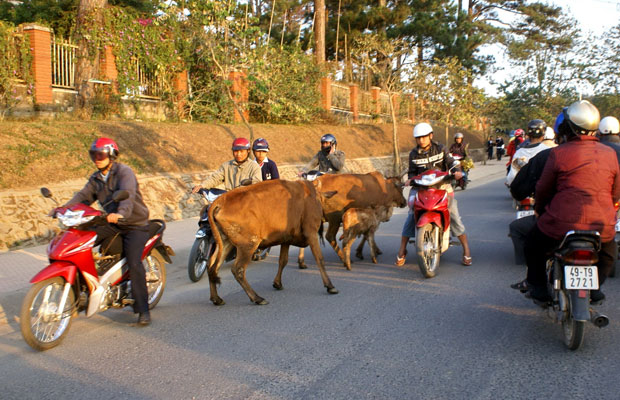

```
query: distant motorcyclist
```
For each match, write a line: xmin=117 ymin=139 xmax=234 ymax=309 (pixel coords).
xmin=599 ymin=116 xmax=620 ymax=144
xmin=505 ymin=129 xmax=524 ymax=169
xmin=449 ymin=132 xmax=468 ymax=158
xmin=301 ymin=134 xmax=345 ymax=174
xmin=505 ymin=120 xmax=555 ymax=186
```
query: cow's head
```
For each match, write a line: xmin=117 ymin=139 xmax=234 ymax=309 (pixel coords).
xmin=312 ymin=179 xmax=338 ymax=204
xmin=385 ymin=176 xmax=407 ymax=208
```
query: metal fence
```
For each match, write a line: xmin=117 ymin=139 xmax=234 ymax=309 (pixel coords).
xmin=331 ymin=83 xmax=350 ymax=111
xmin=134 ymin=60 xmax=163 ymax=98
xmin=379 ymin=92 xmax=391 ymax=116
xmin=51 ymin=38 xmax=77 ymax=89
xmin=359 ymin=90 xmax=373 ymax=115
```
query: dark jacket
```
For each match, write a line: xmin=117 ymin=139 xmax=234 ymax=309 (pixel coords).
xmin=258 ymin=158 xmax=280 ymax=180
xmin=509 ymin=148 xmax=551 ymax=201
xmin=407 ymin=141 xmax=460 ymax=179
xmin=535 ymin=136 xmax=620 ymax=241
xmin=600 ymin=134 xmax=620 ymax=144
xmin=448 ymin=142 xmax=468 ymax=158
xmin=303 ymin=150 xmax=346 ymax=174
xmin=67 ymin=162 xmax=150 ymax=227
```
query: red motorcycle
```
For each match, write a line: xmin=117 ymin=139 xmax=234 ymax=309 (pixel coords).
xmin=409 ymin=169 xmax=455 ymax=278
xmin=20 ymin=188 xmax=174 ymax=351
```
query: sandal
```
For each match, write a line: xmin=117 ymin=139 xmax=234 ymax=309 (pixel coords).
xmin=510 ymin=279 xmax=529 ymax=293
xmin=462 ymin=255 xmax=472 ymax=266
xmin=395 ymin=251 xmax=407 ymax=266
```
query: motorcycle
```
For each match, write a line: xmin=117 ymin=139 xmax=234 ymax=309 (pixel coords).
xmin=515 ymin=196 xmax=535 ymax=220
xmin=533 ymin=230 xmax=609 ymax=350
xmin=409 ymin=168 xmax=457 ymax=278
xmin=21 ymin=188 xmax=174 ymax=351
xmin=449 ymin=153 xmax=471 ymax=190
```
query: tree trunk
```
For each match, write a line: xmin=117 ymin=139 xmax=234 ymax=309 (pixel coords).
xmin=445 ymin=113 xmax=451 ymax=146
xmin=314 ymin=0 xmax=326 ymax=66
xmin=74 ymin=0 xmax=107 ymax=116
xmin=389 ymin=92 xmax=401 ymax=175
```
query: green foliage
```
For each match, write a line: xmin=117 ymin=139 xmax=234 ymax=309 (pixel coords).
xmin=0 ymin=21 xmax=33 ymax=119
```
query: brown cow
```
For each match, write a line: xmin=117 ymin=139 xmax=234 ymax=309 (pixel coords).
xmin=340 ymin=205 xmax=394 ymax=270
xmin=298 ymin=171 xmax=406 ymax=269
xmin=207 ymin=179 xmax=339 ymax=306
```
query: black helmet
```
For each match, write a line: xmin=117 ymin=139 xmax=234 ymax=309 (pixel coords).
xmin=321 ymin=134 xmax=337 ymax=145
xmin=252 ymin=138 xmax=269 ymax=152
xmin=527 ymin=119 xmax=547 ymax=138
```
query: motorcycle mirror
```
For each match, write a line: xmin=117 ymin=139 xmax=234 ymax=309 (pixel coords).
xmin=113 ymin=190 xmax=130 ymax=202
xmin=40 ymin=187 xmax=52 ymax=198
xmin=240 ymin=179 xmax=253 ymax=186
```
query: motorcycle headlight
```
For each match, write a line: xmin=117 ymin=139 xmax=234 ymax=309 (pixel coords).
xmin=57 ymin=209 xmax=95 ymax=228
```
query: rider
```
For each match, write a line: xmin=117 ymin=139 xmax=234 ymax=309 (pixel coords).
xmin=505 ymin=119 xmax=553 ymax=186
xmin=60 ymin=138 xmax=153 ymax=326
xmin=252 ymin=138 xmax=280 ymax=181
xmin=599 ymin=116 xmax=620 ymax=144
xmin=301 ymin=133 xmax=345 ymax=174
xmin=395 ymin=123 xmax=472 ymax=267
xmin=192 ymin=138 xmax=262 ymax=193
xmin=505 ymin=129 xmax=524 ymax=169
xmin=524 ymin=100 xmax=620 ymax=304
xmin=449 ymin=132 xmax=468 ymax=157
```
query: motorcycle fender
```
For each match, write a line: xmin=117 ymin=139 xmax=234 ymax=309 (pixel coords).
xmin=30 ymin=261 xmax=76 ymax=285
xmin=155 ymin=244 xmax=175 ymax=264
xmin=417 ymin=212 xmax=443 ymax=228
xmin=569 ymin=290 xmax=590 ymax=321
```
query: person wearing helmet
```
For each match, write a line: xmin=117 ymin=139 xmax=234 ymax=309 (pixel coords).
xmin=301 ymin=133 xmax=345 ymax=174
xmin=192 ymin=137 xmax=262 ymax=193
xmin=395 ymin=123 xmax=472 ymax=267
xmin=599 ymin=116 xmax=620 ymax=144
xmin=505 ymin=119 xmax=555 ymax=186
xmin=252 ymin=138 xmax=280 ymax=181
xmin=505 ymin=129 xmax=525 ymax=168
xmin=59 ymin=138 xmax=153 ymax=326
xmin=523 ymin=101 xmax=620 ymax=304
xmin=449 ymin=132 xmax=468 ymax=158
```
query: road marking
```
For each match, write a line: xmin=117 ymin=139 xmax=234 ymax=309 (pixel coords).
xmin=15 ymin=249 xmax=48 ymax=261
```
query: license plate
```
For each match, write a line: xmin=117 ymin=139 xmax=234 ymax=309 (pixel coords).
xmin=564 ymin=266 xmax=599 ymax=290
xmin=516 ymin=210 xmax=535 ymax=219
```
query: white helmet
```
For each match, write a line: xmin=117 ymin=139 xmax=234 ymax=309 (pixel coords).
xmin=599 ymin=116 xmax=620 ymax=135
xmin=413 ymin=122 xmax=433 ymax=138
xmin=543 ymin=126 xmax=555 ymax=140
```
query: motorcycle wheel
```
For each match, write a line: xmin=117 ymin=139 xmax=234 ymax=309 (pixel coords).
xmin=562 ymin=294 xmax=585 ymax=350
xmin=145 ymin=250 xmax=167 ymax=309
xmin=188 ymin=237 xmax=215 ymax=282
xmin=416 ymin=224 xmax=441 ymax=278
xmin=20 ymin=277 xmax=75 ymax=351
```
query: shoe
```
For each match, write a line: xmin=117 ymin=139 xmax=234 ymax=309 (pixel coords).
xmin=590 ymin=289 xmax=605 ymax=305
xmin=462 ymin=255 xmax=472 ymax=266
xmin=137 ymin=312 xmax=151 ymax=326
xmin=510 ymin=279 xmax=529 ymax=293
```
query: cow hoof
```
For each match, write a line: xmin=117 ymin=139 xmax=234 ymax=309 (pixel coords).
xmin=255 ymin=298 xmax=269 ymax=305
xmin=327 ymin=287 xmax=339 ymax=294
xmin=355 ymin=253 xmax=364 ymax=260
xmin=344 ymin=264 xmax=352 ymax=271
xmin=211 ymin=298 xmax=225 ymax=306
xmin=371 ymin=258 xmax=377 ymax=264
xmin=273 ymin=282 xmax=283 ymax=290
xmin=298 ymin=262 xmax=308 ymax=270
xmin=376 ymin=249 xmax=383 ymax=255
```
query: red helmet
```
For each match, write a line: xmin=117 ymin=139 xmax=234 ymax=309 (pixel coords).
xmin=89 ymin=137 xmax=119 ymax=161
xmin=514 ymin=129 xmax=525 ymax=137
xmin=232 ymin=137 xmax=251 ymax=151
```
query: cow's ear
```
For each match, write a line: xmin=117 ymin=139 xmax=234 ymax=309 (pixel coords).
xmin=322 ymin=190 xmax=338 ymax=199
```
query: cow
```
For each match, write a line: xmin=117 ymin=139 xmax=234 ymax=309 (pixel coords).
xmin=298 ymin=171 xmax=407 ymax=269
xmin=207 ymin=179 xmax=339 ymax=306
xmin=340 ymin=205 xmax=394 ymax=270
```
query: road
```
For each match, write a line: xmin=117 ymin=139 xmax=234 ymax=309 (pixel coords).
xmin=1 ymin=163 xmax=619 ymax=399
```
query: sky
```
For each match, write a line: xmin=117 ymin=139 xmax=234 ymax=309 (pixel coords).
xmin=477 ymin=0 xmax=620 ymax=96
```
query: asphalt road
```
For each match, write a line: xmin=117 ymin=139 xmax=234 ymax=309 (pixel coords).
xmin=1 ymin=171 xmax=619 ymax=399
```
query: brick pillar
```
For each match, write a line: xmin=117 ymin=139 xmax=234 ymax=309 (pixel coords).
xmin=173 ymin=70 xmax=189 ymax=117
xmin=99 ymin=46 xmax=118 ymax=93
xmin=229 ymin=70 xmax=249 ymax=122
xmin=22 ymin=24 xmax=53 ymax=105
xmin=320 ymin=77 xmax=332 ymax=111
xmin=349 ymin=84 xmax=359 ymax=122
xmin=371 ymin=86 xmax=381 ymax=115
xmin=407 ymin=94 xmax=415 ymax=123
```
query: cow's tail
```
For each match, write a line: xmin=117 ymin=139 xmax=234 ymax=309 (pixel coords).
xmin=207 ymin=204 xmax=223 ymax=285
xmin=318 ymin=222 xmax=325 ymax=247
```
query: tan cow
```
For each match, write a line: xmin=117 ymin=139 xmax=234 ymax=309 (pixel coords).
xmin=298 ymin=171 xmax=406 ymax=269
xmin=207 ymin=179 xmax=338 ymax=306
xmin=340 ymin=205 xmax=394 ymax=270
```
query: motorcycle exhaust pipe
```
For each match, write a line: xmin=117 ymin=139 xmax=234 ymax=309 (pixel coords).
xmin=590 ymin=311 xmax=610 ymax=328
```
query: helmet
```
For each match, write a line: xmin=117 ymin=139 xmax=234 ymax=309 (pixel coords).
xmin=514 ymin=129 xmax=524 ymax=138
xmin=321 ymin=134 xmax=337 ymax=145
xmin=89 ymin=137 xmax=119 ymax=161
xmin=232 ymin=137 xmax=251 ymax=151
xmin=599 ymin=116 xmax=620 ymax=135
xmin=544 ymin=127 xmax=555 ymax=140
xmin=553 ymin=108 xmax=566 ymax=135
xmin=454 ymin=132 xmax=464 ymax=139
xmin=565 ymin=100 xmax=600 ymax=135
xmin=252 ymin=138 xmax=270 ymax=152
xmin=527 ymin=119 xmax=547 ymax=138
xmin=413 ymin=122 xmax=433 ymax=138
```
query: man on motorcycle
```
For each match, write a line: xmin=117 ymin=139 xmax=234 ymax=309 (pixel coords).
xmin=524 ymin=101 xmax=620 ymax=304
xmin=59 ymin=138 xmax=153 ymax=326
xmin=301 ymin=133 xmax=346 ymax=174
xmin=252 ymin=138 xmax=280 ymax=181
xmin=395 ymin=123 xmax=472 ymax=267
xmin=449 ymin=132 xmax=468 ymax=158
xmin=599 ymin=116 xmax=620 ymax=144
xmin=192 ymin=138 xmax=262 ymax=193
xmin=505 ymin=119 xmax=555 ymax=186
